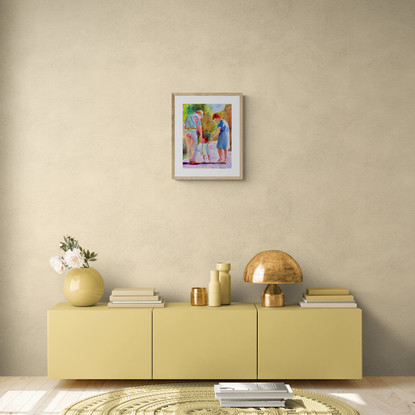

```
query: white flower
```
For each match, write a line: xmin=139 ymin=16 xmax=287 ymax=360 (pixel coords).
xmin=50 ymin=256 xmax=66 ymax=274
xmin=63 ymin=248 xmax=85 ymax=269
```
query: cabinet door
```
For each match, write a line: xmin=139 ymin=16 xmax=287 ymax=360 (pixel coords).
xmin=258 ymin=304 xmax=362 ymax=379
xmin=153 ymin=303 xmax=257 ymax=379
xmin=48 ymin=303 xmax=152 ymax=379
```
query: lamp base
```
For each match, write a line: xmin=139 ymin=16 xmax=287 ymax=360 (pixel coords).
xmin=261 ymin=284 xmax=284 ymax=307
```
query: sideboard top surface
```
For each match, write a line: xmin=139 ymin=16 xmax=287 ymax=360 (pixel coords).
xmin=49 ymin=302 xmax=256 ymax=312
xmin=255 ymin=302 xmax=362 ymax=312
xmin=158 ymin=302 xmax=255 ymax=311
xmin=49 ymin=302 xmax=152 ymax=312
xmin=49 ymin=302 xmax=361 ymax=313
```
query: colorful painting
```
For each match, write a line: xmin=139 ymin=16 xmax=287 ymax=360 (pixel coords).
xmin=172 ymin=93 xmax=243 ymax=180
xmin=182 ymin=103 xmax=232 ymax=168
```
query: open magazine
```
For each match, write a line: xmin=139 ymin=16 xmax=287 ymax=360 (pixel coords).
xmin=215 ymin=382 xmax=293 ymax=405
xmin=218 ymin=382 xmax=289 ymax=392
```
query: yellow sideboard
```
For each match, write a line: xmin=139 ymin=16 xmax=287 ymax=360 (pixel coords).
xmin=257 ymin=304 xmax=362 ymax=379
xmin=48 ymin=303 xmax=152 ymax=379
xmin=153 ymin=302 xmax=257 ymax=379
xmin=48 ymin=302 xmax=362 ymax=379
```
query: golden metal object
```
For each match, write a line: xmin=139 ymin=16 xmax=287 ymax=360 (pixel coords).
xmin=261 ymin=284 xmax=284 ymax=307
xmin=243 ymin=250 xmax=303 ymax=283
xmin=190 ymin=287 xmax=207 ymax=306
xmin=243 ymin=250 xmax=302 ymax=307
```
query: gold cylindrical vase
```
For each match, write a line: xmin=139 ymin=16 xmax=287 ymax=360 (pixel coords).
xmin=190 ymin=287 xmax=207 ymax=306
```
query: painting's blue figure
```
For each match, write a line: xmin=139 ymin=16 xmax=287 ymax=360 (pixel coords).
xmin=211 ymin=112 xmax=230 ymax=163
xmin=184 ymin=110 xmax=203 ymax=163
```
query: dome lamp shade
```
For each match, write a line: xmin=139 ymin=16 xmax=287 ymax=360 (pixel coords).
xmin=243 ymin=250 xmax=303 ymax=307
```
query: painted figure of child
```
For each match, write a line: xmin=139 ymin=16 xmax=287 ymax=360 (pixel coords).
xmin=200 ymin=136 xmax=210 ymax=163
xmin=211 ymin=113 xmax=230 ymax=163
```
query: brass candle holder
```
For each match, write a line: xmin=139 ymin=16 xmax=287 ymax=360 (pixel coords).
xmin=190 ymin=287 xmax=207 ymax=306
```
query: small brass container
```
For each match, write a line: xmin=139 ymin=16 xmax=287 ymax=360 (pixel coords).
xmin=190 ymin=287 xmax=207 ymax=306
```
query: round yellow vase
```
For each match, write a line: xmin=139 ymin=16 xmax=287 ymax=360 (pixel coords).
xmin=63 ymin=267 xmax=104 ymax=307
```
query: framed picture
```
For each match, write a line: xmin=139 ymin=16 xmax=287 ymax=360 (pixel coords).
xmin=172 ymin=93 xmax=243 ymax=180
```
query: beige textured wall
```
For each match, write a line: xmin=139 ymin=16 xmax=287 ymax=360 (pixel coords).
xmin=0 ymin=0 xmax=414 ymax=376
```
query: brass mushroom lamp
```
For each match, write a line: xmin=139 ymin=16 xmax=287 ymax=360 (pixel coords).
xmin=243 ymin=250 xmax=303 ymax=307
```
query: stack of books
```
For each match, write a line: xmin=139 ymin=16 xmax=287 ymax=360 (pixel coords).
xmin=299 ymin=287 xmax=357 ymax=308
xmin=108 ymin=288 xmax=165 ymax=308
xmin=214 ymin=382 xmax=293 ymax=408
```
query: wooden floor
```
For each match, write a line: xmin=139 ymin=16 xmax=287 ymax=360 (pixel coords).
xmin=0 ymin=377 xmax=413 ymax=414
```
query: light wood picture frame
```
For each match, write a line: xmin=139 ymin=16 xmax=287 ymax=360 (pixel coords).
xmin=172 ymin=93 xmax=243 ymax=180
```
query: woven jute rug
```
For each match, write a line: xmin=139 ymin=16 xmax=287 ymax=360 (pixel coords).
xmin=61 ymin=383 xmax=359 ymax=415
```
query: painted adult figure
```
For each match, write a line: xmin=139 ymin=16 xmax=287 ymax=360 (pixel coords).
xmin=184 ymin=110 xmax=203 ymax=164
xmin=211 ymin=113 xmax=230 ymax=163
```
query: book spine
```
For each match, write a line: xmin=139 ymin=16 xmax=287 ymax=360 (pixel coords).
xmin=220 ymin=401 xmax=285 ymax=407
xmin=108 ymin=302 xmax=165 ymax=308
xmin=112 ymin=288 xmax=155 ymax=296
xmin=111 ymin=301 xmax=163 ymax=304
xmin=299 ymin=301 xmax=357 ymax=308
xmin=110 ymin=295 xmax=159 ymax=301
xmin=306 ymin=288 xmax=350 ymax=295
xmin=111 ymin=298 xmax=163 ymax=304
xmin=303 ymin=294 xmax=355 ymax=302
xmin=215 ymin=393 xmax=293 ymax=399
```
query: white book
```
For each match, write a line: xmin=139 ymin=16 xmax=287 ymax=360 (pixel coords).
xmin=110 ymin=293 xmax=160 ymax=301
xmin=108 ymin=301 xmax=165 ymax=308
xmin=302 ymin=297 xmax=356 ymax=303
xmin=219 ymin=399 xmax=285 ymax=408
xmin=111 ymin=298 xmax=164 ymax=304
xmin=299 ymin=301 xmax=357 ymax=308
xmin=215 ymin=384 xmax=293 ymax=400
xmin=218 ymin=382 xmax=289 ymax=392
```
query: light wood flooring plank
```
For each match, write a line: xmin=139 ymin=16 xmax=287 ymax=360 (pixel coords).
xmin=0 ymin=377 xmax=44 ymax=413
